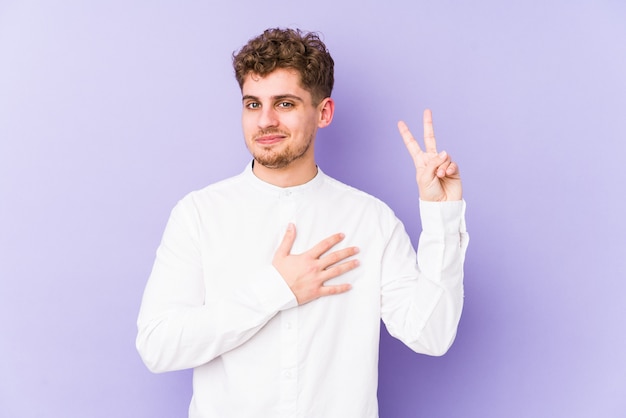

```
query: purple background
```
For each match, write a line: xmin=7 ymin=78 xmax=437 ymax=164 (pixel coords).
xmin=1 ymin=1 xmax=625 ymax=417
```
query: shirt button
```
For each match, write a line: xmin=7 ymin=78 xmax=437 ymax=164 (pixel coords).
xmin=286 ymin=321 xmax=293 ymax=330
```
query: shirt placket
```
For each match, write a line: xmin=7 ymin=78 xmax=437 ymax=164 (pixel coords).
xmin=277 ymin=189 xmax=299 ymax=416
xmin=279 ymin=190 xmax=298 ymax=417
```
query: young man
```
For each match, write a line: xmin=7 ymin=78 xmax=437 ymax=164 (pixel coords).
xmin=137 ymin=28 xmax=468 ymax=417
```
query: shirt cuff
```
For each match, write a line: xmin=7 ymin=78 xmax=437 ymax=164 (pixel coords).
xmin=419 ymin=199 xmax=466 ymax=235
xmin=246 ymin=265 xmax=299 ymax=313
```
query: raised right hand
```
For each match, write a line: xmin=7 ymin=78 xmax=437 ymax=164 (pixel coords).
xmin=272 ymin=223 xmax=360 ymax=305
xmin=397 ymin=109 xmax=462 ymax=202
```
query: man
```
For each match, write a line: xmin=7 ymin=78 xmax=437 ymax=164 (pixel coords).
xmin=137 ymin=27 xmax=468 ymax=417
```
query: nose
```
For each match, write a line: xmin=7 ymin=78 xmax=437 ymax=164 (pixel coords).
xmin=258 ymin=106 xmax=278 ymax=129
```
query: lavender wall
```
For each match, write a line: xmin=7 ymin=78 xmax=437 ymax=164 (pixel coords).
xmin=1 ymin=1 xmax=625 ymax=417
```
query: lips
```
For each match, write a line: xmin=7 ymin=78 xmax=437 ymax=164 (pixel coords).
xmin=255 ymin=133 xmax=286 ymax=145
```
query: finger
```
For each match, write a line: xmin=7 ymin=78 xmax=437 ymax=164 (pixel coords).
xmin=445 ymin=161 xmax=459 ymax=176
xmin=322 ymin=258 xmax=360 ymax=280
xmin=436 ymin=160 xmax=451 ymax=178
xmin=320 ymin=246 xmax=360 ymax=269
xmin=397 ymin=120 xmax=423 ymax=159
xmin=423 ymin=109 xmax=438 ymax=154
xmin=318 ymin=282 xmax=352 ymax=297
xmin=309 ymin=232 xmax=345 ymax=259
xmin=275 ymin=223 xmax=296 ymax=257
xmin=434 ymin=151 xmax=451 ymax=178
xmin=424 ymin=150 xmax=448 ymax=176
xmin=431 ymin=152 xmax=459 ymax=178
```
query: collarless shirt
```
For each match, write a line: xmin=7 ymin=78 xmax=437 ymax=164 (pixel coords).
xmin=137 ymin=162 xmax=469 ymax=418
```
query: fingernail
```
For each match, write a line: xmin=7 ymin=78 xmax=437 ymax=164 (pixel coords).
xmin=439 ymin=150 xmax=447 ymax=158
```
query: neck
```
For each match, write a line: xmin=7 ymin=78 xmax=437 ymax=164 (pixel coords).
xmin=252 ymin=159 xmax=318 ymax=188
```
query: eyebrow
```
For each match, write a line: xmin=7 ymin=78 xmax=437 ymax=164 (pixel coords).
xmin=242 ymin=94 xmax=305 ymax=103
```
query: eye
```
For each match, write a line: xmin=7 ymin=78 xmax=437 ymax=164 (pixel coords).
xmin=277 ymin=101 xmax=294 ymax=109
xmin=245 ymin=102 xmax=260 ymax=109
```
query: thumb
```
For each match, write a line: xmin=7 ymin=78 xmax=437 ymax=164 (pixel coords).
xmin=275 ymin=223 xmax=296 ymax=257
xmin=424 ymin=150 xmax=448 ymax=174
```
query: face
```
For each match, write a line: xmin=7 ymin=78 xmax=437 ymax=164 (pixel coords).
xmin=241 ymin=68 xmax=332 ymax=171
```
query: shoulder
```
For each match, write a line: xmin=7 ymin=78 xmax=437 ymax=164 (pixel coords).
xmin=320 ymin=172 xmax=396 ymax=216
xmin=173 ymin=170 xmax=248 ymax=214
xmin=318 ymin=173 xmax=407 ymax=242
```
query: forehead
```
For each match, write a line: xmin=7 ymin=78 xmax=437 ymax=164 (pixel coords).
xmin=242 ymin=68 xmax=311 ymax=100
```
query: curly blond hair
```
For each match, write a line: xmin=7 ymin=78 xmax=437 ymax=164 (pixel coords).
xmin=232 ymin=28 xmax=334 ymax=105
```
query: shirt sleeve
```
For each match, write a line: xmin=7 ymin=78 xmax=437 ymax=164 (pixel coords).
xmin=135 ymin=199 xmax=297 ymax=373
xmin=380 ymin=199 xmax=469 ymax=356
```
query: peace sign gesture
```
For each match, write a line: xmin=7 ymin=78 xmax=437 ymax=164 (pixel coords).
xmin=397 ymin=109 xmax=462 ymax=202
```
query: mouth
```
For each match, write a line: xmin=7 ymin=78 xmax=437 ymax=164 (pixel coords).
xmin=255 ymin=133 xmax=286 ymax=146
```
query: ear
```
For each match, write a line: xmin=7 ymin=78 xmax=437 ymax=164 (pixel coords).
xmin=317 ymin=97 xmax=335 ymax=128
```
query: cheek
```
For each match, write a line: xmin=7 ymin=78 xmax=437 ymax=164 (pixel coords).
xmin=281 ymin=114 xmax=309 ymax=132
xmin=241 ymin=115 xmax=255 ymax=137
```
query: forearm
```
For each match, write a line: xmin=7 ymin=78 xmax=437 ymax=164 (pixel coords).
xmin=412 ymin=199 xmax=468 ymax=354
xmin=136 ymin=264 xmax=296 ymax=373
xmin=381 ymin=200 xmax=468 ymax=356
xmin=136 ymin=200 xmax=297 ymax=373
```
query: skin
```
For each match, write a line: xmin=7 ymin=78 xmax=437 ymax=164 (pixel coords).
xmin=241 ymin=68 xmax=333 ymax=188
xmin=398 ymin=110 xmax=462 ymax=202
xmin=240 ymin=68 xmax=462 ymax=305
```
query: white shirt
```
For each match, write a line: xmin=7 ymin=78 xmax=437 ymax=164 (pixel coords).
xmin=136 ymin=163 xmax=469 ymax=418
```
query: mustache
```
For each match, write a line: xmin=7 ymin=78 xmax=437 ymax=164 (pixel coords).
xmin=253 ymin=129 xmax=289 ymax=140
